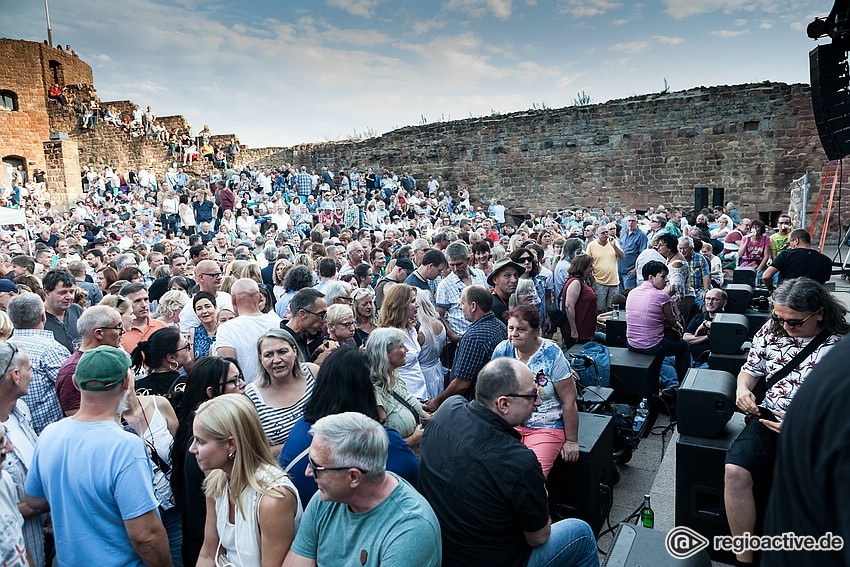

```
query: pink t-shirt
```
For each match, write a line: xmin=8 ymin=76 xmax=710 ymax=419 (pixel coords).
xmin=625 ymin=281 xmax=670 ymax=349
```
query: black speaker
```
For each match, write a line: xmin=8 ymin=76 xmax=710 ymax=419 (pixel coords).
xmin=609 ymin=347 xmax=658 ymax=404
xmin=606 ymin=317 xmax=627 ymax=348
xmin=676 ymin=414 xmax=746 ymax=564
xmin=547 ymin=412 xmax=614 ymax=535
xmin=708 ymin=350 xmax=749 ymax=376
xmin=712 ymin=187 xmax=725 ymax=208
xmin=603 ymin=524 xmax=711 ymax=567
xmin=810 ymin=44 xmax=850 ymax=161
xmin=724 ymin=284 xmax=753 ymax=314
xmin=732 ymin=266 xmax=757 ymax=286
xmin=694 ymin=186 xmax=709 ymax=212
xmin=743 ymin=308 xmax=770 ymax=337
xmin=710 ymin=313 xmax=749 ymax=354
xmin=677 ymin=369 xmax=736 ymax=438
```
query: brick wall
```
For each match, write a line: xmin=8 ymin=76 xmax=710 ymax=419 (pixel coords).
xmin=243 ymin=83 xmax=830 ymax=221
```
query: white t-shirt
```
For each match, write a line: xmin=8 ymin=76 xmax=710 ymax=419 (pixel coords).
xmin=215 ymin=311 xmax=283 ymax=382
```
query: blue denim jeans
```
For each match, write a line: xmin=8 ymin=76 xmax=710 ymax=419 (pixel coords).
xmin=619 ymin=271 xmax=637 ymax=292
xmin=527 ymin=518 xmax=599 ymax=567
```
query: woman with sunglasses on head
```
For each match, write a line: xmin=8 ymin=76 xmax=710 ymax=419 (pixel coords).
xmin=119 ymin=367 xmax=182 ymax=566
xmin=170 ymin=356 xmax=245 ymax=567
xmin=352 ymin=287 xmax=377 ymax=346
xmin=130 ymin=326 xmax=193 ymax=410
xmin=490 ymin=305 xmax=579 ymax=478
xmin=192 ymin=394 xmax=301 ymax=567
xmin=724 ymin=277 xmax=849 ymax=566
xmin=247 ymin=329 xmax=319 ymax=457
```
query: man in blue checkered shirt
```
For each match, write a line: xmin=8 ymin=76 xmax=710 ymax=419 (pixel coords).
xmin=678 ymin=236 xmax=711 ymax=316
xmin=296 ymin=166 xmax=314 ymax=198
xmin=7 ymin=293 xmax=69 ymax=434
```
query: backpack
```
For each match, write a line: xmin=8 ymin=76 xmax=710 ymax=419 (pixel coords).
xmin=569 ymin=341 xmax=611 ymax=388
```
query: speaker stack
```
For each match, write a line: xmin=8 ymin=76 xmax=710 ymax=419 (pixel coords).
xmin=810 ymin=43 xmax=850 ymax=161
xmin=547 ymin=412 xmax=615 ymax=535
xmin=694 ymin=187 xmax=709 ymax=212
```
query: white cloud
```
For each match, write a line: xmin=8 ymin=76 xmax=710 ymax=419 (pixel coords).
xmin=413 ymin=19 xmax=446 ymax=35
xmin=609 ymin=40 xmax=649 ymax=53
xmin=445 ymin=0 xmax=514 ymax=19
xmin=710 ymin=29 xmax=749 ymax=38
xmin=759 ymin=20 xmax=774 ymax=29
xmin=663 ymin=0 xmax=749 ymax=19
xmin=561 ymin=0 xmax=623 ymax=18
xmin=734 ymin=18 xmax=747 ymax=26
xmin=326 ymin=0 xmax=380 ymax=18
xmin=652 ymin=35 xmax=685 ymax=45
xmin=93 ymin=53 xmax=111 ymax=61
xmin=613 ymin=19 xmax=628 ymax=25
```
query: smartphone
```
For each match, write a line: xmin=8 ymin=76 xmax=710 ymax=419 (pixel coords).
xmin=757 ymin=405 xmax=778 ymax=422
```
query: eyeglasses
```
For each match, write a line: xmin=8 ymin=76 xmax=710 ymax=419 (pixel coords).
xmin=305 ymin=309 xmax=327 ymax=320
xmin=308 ymin=455 xmax=368 ymax=477
xmin=220 ymin=374 xmax=245 ymax=388
xmin=199 ymin=272 xmax=223 ymax=278
xmin=771 ymin=311 xmax=817 ymax=328
xmin=175 ymin=343 xmax=192 ymax=353
xmin=504 ymin=391 xmax=540 ymax=400
xmin=0 ymin=343 xmax=18 ymax=377
xmin=97 ymin=323 xmax=125 ymax=333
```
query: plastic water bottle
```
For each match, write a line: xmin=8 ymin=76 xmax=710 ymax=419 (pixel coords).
xmin=633 ymin=398 xmax=648 ymax=432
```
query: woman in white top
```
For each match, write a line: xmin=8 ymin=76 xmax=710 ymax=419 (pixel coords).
xmin=415 ymin=289 xmax=447 ymax=400
xmin=121 ymin=373 xmax=181 ymax=565
xmin=236 ymin=208 xmax=256 ymax=238
xmin=220 ymin=209 xmax=237 ymax=236
xmin=193 ymin=394 xmax=301 ymax=567
xmin=178 ymin=194 xmax=196 ymax=235
xmin=377 ymin=284 xmax=427 ymax=400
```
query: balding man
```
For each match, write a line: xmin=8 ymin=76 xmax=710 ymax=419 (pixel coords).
xmin=55 ymin=305 xmax=124 ymax=416
xmin=179 ymin=260 xmax=233 ymax=333
xmin=419 ymin=358 xmax=597 ymax=567
xmin=216 ymin=278 xmax=282 ymax=382
xmin=338 ymin=241 xmax=366 ymax=277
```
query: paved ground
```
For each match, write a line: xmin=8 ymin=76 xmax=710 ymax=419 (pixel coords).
xmin=593 ymin=243 xmax=850 ymax=564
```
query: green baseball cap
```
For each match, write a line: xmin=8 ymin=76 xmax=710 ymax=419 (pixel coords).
xmin=74 ymin=346 xmax=131 ymax=391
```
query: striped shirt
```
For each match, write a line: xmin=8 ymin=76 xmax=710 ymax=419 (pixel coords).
xmin=246 ymin=366 xmax=315 ymax=446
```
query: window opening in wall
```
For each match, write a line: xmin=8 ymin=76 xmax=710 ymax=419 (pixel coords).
xmin=0 ymin=91 xmax=17 ymax=111
xmin=1 ymin=156 xmax=26 ymax=189
xmin=48 ymin=60 xmax=63 ymax=85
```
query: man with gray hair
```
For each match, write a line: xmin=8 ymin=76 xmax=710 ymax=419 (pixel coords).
xmin=55 ymin=305 xmax=124 ymax=416
xmin=8 ymin=293 xmax=70 ymax=434
xmin=178 ymin=259 xmax=233 ymax=333
xmin=419 ymin=358 xmax=598 ymax=567
xmin=338 ymin=241 xmax=366 ymax=278
xmin=283 ymin=412 xmax=441 ymax=566
xmin=435 ymin=241 xmax=488 ymax=344
xmin=261 ymin=246 xmax=279 ymax=287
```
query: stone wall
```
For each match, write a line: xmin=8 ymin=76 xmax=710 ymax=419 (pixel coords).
xmin=0 ymin=39 xmax=92 ymax=176
xmin=245 ymin=83 xmax=831 ymax=221
xmin=43 ymin=138 xmax=83 ymax=208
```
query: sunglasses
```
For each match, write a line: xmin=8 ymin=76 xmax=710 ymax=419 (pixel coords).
xmin=504 ymin=391 xmax=540 ymax=400
xmin=308 ymin=455 xmax=368 ymax=477
xmin=0 ymin=343 xmax=18 ymax=377
xmin=771 ymin=311 xmax=817 ymax=328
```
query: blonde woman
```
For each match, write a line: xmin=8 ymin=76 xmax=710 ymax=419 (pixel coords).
xmin=193 ymin=394 xmax=301 ymax=566
xmin=378 ymin=284 xmax=427 ymax=400
xmin=156 ymin=290 xmax=189 ymax=328
xmin=325 ymin=304 xmax=357 ymax=347
xmin=365 ymin=328 xmax=430 ymax=449
xmin=0 ymin=310 xmax=13 ymax=340
xmin=352 ymin=287 xmax=377 ymax=346
xmin=414 ymin=289 xmax=446 ymax=400
xmin=509 ymin=278 xmax=537 ymax=309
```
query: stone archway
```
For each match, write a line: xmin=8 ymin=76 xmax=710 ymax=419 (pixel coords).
xmin=1 ymin=155 xmax=26 ymax=188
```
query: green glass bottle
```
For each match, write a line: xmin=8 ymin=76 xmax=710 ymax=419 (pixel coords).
xmin=641 ymin=494 xmax=654 ymax=528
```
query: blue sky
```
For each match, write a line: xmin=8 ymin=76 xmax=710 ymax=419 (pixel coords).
xmin=0 ymin=0 xmax=832 ymax=147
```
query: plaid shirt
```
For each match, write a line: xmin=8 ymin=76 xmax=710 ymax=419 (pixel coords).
xmin=435 ymin=267 xmax=488 ymax=337
xmin=10 ymin=329 xmax=70 ymax=434
xmin=451 ymin=313 xmax=508 ymax=398
xmin=688 ymin=252 xmax=710 ymax=293
xmin=296 ymin=172 xmax=313 ymax=197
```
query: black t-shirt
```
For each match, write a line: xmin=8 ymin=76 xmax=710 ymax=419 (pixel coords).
xmin=771 ymin=248 xmax=832 ymax=284
xmin=419 ymin=397 xmax=549 ymax=567
xmin=685 ymin=311 xmax=711 ymax=361
xmin=404 ymin=271 xmax=431 ymax=293
xmin=491 ymin=292 xmax=509 ymax=323
xmin=763 ymin=338 xmax=850 ymax=566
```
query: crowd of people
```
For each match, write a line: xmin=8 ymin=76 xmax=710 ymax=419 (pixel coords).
xmin=0 ymin=158 xmax=844 ymax=566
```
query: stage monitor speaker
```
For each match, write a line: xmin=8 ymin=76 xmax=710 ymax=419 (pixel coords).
xmin=602 ymin=523 xmax=711 ymax=567
xmin=676 ymin=414 xmax=746 ymax=564
xmin=743 ymin=308 xmax=770 ymax=337
xmin=712 ymin=187 xmax=725 ymax=208
xmin=678 ymin=369 xmax=736 ymax=438
xmin=708 ymin=350 xmax=748 ymax=376
xmin=810 ymin=44 xmax=850 ymax=161
xmin=606 ymin=317 xmax=627 ymax=348
xmin=694 ymin=186 xmax=709 ymax=212
xmin=732 ymin=266 xmax=756 ymax=286
xmin=547 ymin=412 xmax=614 ymax=535
xmin=723 ymin=284 xmax=753 ymax=314
xmin=710 ymin=313 xmax=749 ymax=354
